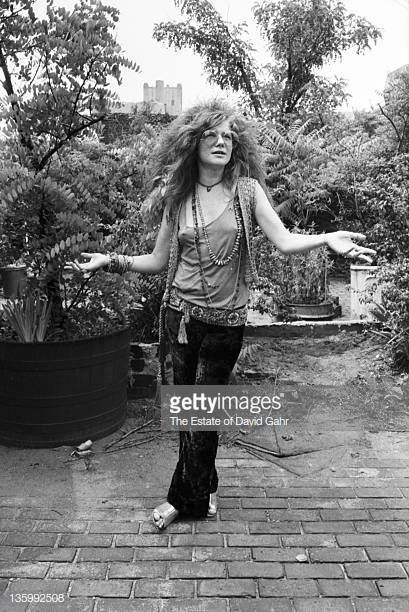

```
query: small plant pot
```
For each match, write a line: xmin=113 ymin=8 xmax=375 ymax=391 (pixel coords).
xmin=287 ymin=300 xmax=341 ymax=320
xmin=0 ymin=264 xmax=27 ymax=298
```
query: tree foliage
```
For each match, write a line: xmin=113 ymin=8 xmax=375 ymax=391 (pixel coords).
xmin=379 ymin=68 xmax=409 ymax=154
xmin=253 ymin=0 xmax=381 ymax=118
xmin=153 ymin=0 xmax=261 ymax=115
xmin=0 ymin=0 xmax=139 ymax=171
xmin=0 ymin=0 xmax=140 ymax=337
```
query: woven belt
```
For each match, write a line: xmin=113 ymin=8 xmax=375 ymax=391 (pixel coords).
xmin=168 ymin=288 xmax=247 ymax=343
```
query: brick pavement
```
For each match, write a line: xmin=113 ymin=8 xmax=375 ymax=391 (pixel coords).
xmin=2 ymin=436 xmax=409 ymax=611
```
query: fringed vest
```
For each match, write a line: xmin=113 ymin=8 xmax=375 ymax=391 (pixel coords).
xmin=157 ymin=176 xmax=259 ymax=386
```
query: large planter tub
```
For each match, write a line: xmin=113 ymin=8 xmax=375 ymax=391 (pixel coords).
xmin=287 ymin=300 xmax=341 ymax=320
xmin=0 ymin=327 xmax=130 ymax=448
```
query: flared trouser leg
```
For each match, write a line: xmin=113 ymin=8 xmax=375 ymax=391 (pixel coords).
xmin=165 ymin=308 xmax=244 ymax=517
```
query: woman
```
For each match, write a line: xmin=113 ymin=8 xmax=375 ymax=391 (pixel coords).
xmin=68 ymin=99 xmax=375 ymax=530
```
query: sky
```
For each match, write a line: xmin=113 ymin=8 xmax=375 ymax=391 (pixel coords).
xmin=33 ymin=0 xmax=409 ymax=112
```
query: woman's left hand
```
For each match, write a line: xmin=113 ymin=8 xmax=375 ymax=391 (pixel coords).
xmin=325 ymin=231 xmax=376 ymax=264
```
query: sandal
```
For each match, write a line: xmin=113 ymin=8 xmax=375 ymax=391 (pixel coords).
xmin=152 ymin=502 xmax=179 ymax=530
xmin=207 ymin=492 xmax=217 ymax=518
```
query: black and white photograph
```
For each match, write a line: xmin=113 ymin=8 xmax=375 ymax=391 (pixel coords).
xmin=0 ymin=0 xmax=409 ymax=610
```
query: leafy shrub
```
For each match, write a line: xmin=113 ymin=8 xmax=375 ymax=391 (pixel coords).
xmin=372 ymin=258 xmax=409 ymax=372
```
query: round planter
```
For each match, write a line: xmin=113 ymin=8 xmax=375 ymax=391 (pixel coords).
xmin=0 ymin=327 xmax=130 ymax=448
xmin=0 ymin=264 xmax=27 ymax=298
xmin=287 ymin=301 xmax=339 ymax=320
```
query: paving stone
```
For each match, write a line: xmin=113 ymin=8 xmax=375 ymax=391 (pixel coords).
xmin=284 ymin=563 xmax=344 ymax=578
xmin=4 ymin=578 xmax=69 ymax=596
xmin=133 ymin=579 xmax=195 ymax=598
xmin=282 ymin=535 xmax=337 ymax=547
xmin=33 ymin=521 xmax=87 ymax=533
xmin=302 ymin=522 xmax=355 ymax=533
xmin=220 ymin=509 xmax=272 ymax=521
xmin=161 ymin=599 xmax=228 ymax=612
xmin=336 ymin=534 xmax=393 ymax=547
xmin=354 ymin=598 xmax=409 ymax=611
xmin=320 ymin=509 xmax=369 ymax=520
xmin=377 ymin=579 xmax=409 ymax=596
xmin=197 ymin=578 xmax=256 ymax=597
xmin=194 ymin=547 xmax=251 ymax=561
xmin=94 ymin=599 xmax=160 ymax=612
xmin=354 ymin=488 xmax=402 ymax=498
xmin=266 ymin=488 xmax=355 ymax=498
xmin=252 ymin=548 xmax=306 ymax=562
xmin=339 ymin=499 xmax=387 ymax=509
xmin=115 ymin=534 xmax=168 ymax=547
xmin=308 ymin=547 xmax=367 ymax=562
xmin=392 ymin=533 xmax=409 ymax=546
xmin=366 ymin=547 xmax=409 ymax=561
xmin=354 ymin=520 xmax=408 ymax=533
xmin=0 ymin=547 xmax=20 ymax=561
xmin=241 ymin=499 xmax=288 ymax=509
xmin=48 ymin=563 xmax=107 ymax=579
xmin=70 ymin=580 xmax=132 ymax=598
xmin=219 ymin=487 xmax=265 ymax=497
xmin=228 ymin=561 xmax=284 ymax=578
xmin=230 ymin=599 xmax=292 ymax=611
xmin=3 ymin=533 xmax=57 ymax=547
xmin=19 ymin=548 xmax=76 ymax=562
xmin=195 ymin=521 xmax=246 ymax=533
xmin=169 ymin=561 xmax=226 ymax=578
xmin=293 ymin=599 xmax=354 ymax=611
xmin=108 ymin=562 xmax=167 ymax=579
xmin=59 ymin=535 xmax=113 ymax=548
xmin=227 ymin=535 xmax=280 ymax=547
xmin=248 ymin=522 xmax=301 ymax=534
xmin=0 ymin=520 xmax=35 ymax=532
xmin=171 ymin=534 xmax=224 ymax=547
xmin=317 ymin=579 xmax=378 ymax=596
xmin=88 ymin=522 xmax=140 ymax=534
xmin=371 ymin=509 xmax=409 ymax=520
xmin=28 ymin=598 xmax=95 ymax=612
xmin=0 ymin=562 xmax=49 ymax=578
xmin=345 ymin=562 xmax=406 ymax=579
xmin=133 ymin=547 xmax=192 ymax=561
xmin=289 ymin=499 xmax=339 ymax=509
xmin=78 ymin=548 xmax=133 ymax=562
xmin=259 ymin=579 xmax=319 ymax=597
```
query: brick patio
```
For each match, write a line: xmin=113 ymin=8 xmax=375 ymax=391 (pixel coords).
xmin=1 ymin=428 xmax=409 ymax=611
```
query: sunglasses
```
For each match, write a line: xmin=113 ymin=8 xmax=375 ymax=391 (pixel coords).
xmin=200 ymin=129 xmax=234 ymax=145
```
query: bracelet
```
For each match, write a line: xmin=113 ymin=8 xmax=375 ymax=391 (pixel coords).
xmin=105 ymin=253 xmax=132 ymax=274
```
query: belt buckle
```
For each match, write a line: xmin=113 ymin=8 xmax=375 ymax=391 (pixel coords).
xmin=227 ymin=311 xmax=240 ymax=325
xmin=191 ymin=306 xmax=202 ymax=318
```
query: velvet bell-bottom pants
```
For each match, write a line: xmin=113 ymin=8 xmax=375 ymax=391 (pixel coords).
xmin=165 ymin=307 xmax=244 ymax=517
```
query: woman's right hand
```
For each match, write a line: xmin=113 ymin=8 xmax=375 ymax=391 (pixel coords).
xmin=64 ymin=252 xmax=109 ymax=274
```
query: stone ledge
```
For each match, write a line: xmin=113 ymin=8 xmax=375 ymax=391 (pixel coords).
xmin=245 ymin=319 xmax=377 ymax=338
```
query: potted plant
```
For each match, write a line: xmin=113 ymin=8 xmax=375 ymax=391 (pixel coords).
xmin=0 ymin=0 xmax=142 ymax=447
xmin=253 ymin=235 xmax=340 ymax=321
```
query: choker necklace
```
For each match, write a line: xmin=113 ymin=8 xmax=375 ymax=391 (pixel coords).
xmin=197 ymin=179 xmax=223 ymax=192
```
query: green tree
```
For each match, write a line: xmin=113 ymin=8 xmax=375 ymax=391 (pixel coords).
xmin=152 ymin=0 xmax=262 ymax=115
xmin=253 ymin=0 xmax=381 ymax=119
xmin=0 ymin=0 xmax=139 ymax=171
xmin=0 ymin=0 xmax=139 ymax=331
xmin=379 ymin=68 xmax=409 ymax=154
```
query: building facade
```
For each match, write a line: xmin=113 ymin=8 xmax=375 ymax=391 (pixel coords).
xmin=142 ymin=80 xmax=182 ymax=115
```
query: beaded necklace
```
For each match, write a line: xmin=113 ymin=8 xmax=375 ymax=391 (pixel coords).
xmin=192 ymin=184 xmax=243 ymax=267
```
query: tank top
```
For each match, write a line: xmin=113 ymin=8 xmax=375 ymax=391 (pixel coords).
xmin=172 ymin=198 xmax=248 ymax=308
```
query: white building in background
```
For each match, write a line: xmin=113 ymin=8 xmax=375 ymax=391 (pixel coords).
xmin=142 ymin=80 xmax=182 ymax=115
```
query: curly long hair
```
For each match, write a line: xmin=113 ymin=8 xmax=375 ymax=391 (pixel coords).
xmin=143 ymin=99 xmax=267 ymax=226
